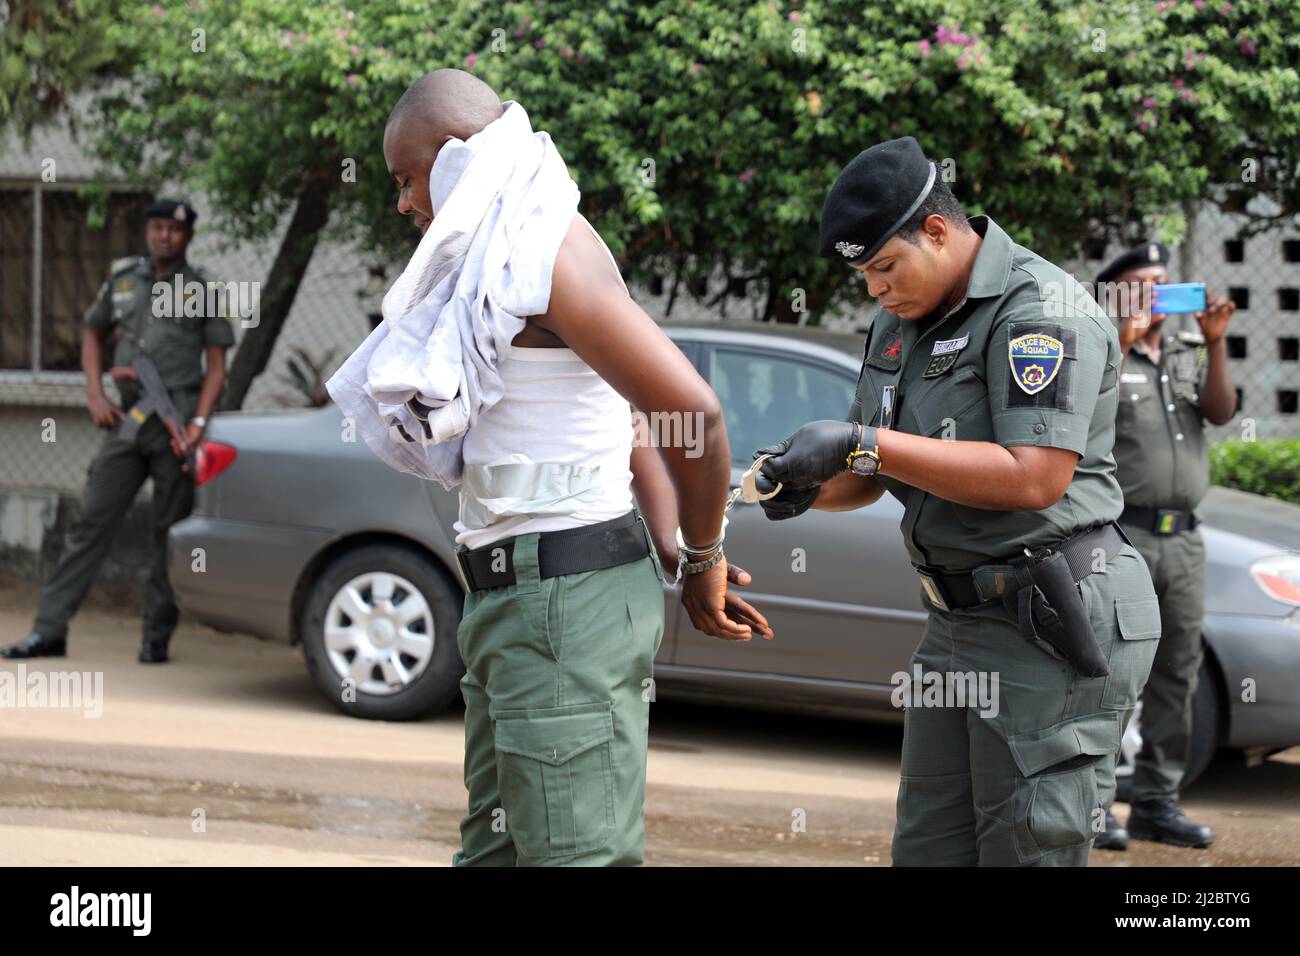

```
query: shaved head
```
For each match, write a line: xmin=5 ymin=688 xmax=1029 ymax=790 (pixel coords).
xmin=386 ymin=68 xmax=503 ymax=144
xmin=383 ymin=69 xmax=504 ymax=235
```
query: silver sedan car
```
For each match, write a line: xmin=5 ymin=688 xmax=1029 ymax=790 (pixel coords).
xmin=168 ymin=321 xmax=1300 ymax=792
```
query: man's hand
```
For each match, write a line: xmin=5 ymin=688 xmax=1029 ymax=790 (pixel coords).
xmin=681 ymin=556 xmax=773 ymax=641
xmin=88 ymin=392 xmax=125 ymax=429
xmin=756 ymin=420 xmax=858 ymax=489
xmin=162 ymin=418 xmax=193 ymax=471
xmin=1196 ymin=290 xmax=1234 ymax=344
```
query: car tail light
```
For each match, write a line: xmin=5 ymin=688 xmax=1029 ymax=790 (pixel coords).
xmin=1250 ymin=554 xmax=1300 ymax=608
xmin=195 ymin=440 xmax=237 ymax=486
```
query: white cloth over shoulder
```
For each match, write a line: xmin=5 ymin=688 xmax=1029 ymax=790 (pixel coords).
xmin=324 ymin=101 xmax=580 ymax=488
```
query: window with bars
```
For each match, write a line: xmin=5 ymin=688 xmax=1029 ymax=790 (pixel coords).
xmin=0 ymin=186 xmax=150 ymax=374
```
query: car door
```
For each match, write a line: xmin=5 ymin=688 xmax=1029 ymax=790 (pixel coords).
xmin=672 ymin=342 xmax=926 ymax=686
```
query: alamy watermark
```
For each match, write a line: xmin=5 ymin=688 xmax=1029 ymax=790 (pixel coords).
xmin=0 ymin=665 xmax=104 ymax=718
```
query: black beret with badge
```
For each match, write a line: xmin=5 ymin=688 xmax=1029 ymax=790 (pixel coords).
xmin=1095 ymin=240 xmax=1168 ymax=286
xmin=145 ymin=198 xmax=198 ymax=226
xmin=818 ymin=135 xmax=938 ymax=266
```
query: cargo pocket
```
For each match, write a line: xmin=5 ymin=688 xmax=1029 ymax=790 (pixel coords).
xmin=1101 ymin=595 xmax=1162 ymax=710
xmin=1008 ymin=711 xmax=1120 ymax=863
xmin=493 ymin=700 xmax=617 ymax=860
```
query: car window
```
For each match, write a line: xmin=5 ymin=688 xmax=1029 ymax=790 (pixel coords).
xmin=711 ymin=348 xmax=857 ymax=464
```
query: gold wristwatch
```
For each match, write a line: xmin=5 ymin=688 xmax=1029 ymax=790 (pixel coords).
xmin=846 ymin=423 xmax=881 ymax=477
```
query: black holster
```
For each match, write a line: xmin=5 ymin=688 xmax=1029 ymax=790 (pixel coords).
xmin=1001 ymin=548 xmax=1110 ymax=679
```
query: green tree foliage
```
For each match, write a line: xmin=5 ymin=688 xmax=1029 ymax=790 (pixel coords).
xmin=4 ymin=0 xmax=1297 ymax=345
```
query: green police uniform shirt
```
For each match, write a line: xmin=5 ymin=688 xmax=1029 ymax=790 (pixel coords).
xmin=1111 ymin=330 xmax=1212 ymax=514
xmin=847 ymin=215 xmax=1124 ymax=574
xmin=84 ymin=256 xmax=237 ymax=417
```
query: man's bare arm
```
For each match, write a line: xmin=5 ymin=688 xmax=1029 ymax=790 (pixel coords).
xmin=535 ymin=215 xmax=764 ymax=639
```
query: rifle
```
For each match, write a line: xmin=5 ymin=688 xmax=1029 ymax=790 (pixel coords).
xmin=110 ymin=353 xmax=195 ymax=472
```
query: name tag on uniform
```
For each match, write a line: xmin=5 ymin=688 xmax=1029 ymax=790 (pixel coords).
xmin=931 ymin=333 xmax=969 ymax=355
xmin=1120 ymin=372 xmax=1148 ymax=384
xmin=923 ymin=333 xmax=968 ymax=378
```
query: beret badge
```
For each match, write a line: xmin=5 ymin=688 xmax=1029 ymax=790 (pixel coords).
xmin=834 ymin=241 xmax=865 ymax=259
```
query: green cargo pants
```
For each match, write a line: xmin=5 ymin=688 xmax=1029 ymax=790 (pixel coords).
xmin=452 ymin=522 xmax=665 ymax=867
xmin=1119 ymin=524 xmax=1207 ymax=805
xmin=891 ymin=543 xmax=1161 ymax=866
xmin=33 ymin=415 xmax=195 ymax=645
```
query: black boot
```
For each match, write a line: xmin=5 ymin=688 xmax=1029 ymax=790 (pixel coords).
xmin=1128 ymin=799 xmax=1216 ymax=848
xmin=1093 ymin=809 xmax=1128 ymax=851
xmin=138 ymin=639 xmax=170 ymax=664
xmin=0 ymin=632 xmax=67 ymax=659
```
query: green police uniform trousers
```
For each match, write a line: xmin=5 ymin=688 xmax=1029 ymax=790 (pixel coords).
xmin=1121 ymin=524 xmax=1207 ymax=804
xmin=892 ymin=544 xmax=1161 ymax=866
xmin=452 ymin=526 xmax=665 ymax=866
xmin=33 ymin=415 xmax=195 ymax=646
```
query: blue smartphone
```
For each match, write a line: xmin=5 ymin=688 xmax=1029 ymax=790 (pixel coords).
xmin=1152 ymin=282 xmax=1207 ymax=315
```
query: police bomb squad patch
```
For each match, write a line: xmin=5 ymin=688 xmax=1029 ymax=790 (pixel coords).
xmin=1006 ymin=323 xmax=1076 ymax=409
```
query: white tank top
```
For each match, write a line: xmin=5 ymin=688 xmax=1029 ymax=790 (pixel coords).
xmin=453 ymin=218 xmax=635 ymax=549
xmin=453 ymin=343 xmax=634 ymax=549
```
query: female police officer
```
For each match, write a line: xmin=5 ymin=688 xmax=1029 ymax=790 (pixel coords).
xmin=756 ymin=137 xmax=1161 ymax=866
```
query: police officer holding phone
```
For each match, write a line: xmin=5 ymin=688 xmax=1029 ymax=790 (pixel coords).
xmin=755 ymin=137 xmax=1161 ymax=866
xmin=1092 ymin=242 xmax=1237 ymax=850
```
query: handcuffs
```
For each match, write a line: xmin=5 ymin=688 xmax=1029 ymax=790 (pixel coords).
xmin=677 ymin=455 xmax=783 ymax=575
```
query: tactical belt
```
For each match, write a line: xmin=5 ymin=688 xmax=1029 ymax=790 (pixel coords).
xmin=914 ymin=521 xmax=1128 ymax=613
xmin=1120 ymin=504 xmax=1199 ymax=535
xmin=455 ymin=509 xmax=650 ymax=592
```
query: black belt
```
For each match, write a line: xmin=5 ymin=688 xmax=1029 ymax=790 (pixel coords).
xmin=455 ymin=509 xmax=650 ymax=591
xmin=914 ymin=521 xmax=1129 ymax=612
xmin=1121 ymin=504 xmax=1199 ymax=535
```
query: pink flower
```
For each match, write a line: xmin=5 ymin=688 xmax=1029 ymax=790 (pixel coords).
xmin=1180 ymin=89 xmax=1193 ymax=99
xmin=515 ymin=27 xmax=525 ymax=37
xmin=346 ymin=11 xmax=354 ymax=21
xmin=957 ymin=50 xmax=972 ymax=70
xmin=350 ymin=45 xmax=359 ymax=57
xmin=464 ymin=52 xmax=478 ymax=68
xmin=918 ymin=39 xmax=931 ymax=56
xmin=1194 ymin=0 xmax=1205 ymax=8
xmin=1156 ymin=1 xmax=1166 ymax=11
xmin=1138 ymin=121 xmax=1149 ymax=131
xmin=689 ymin=62 xmax=702 ymax=75
xmin=1219 ymin=3 xmax=1232 ymax=14
xmin=1238 ymin=34 xmax=1257 ymax=55
xmin=533 ymin=37 xmax=545 ymax=48
xmin=1143 ymin=97 xmax=1157 ymax=108
xmin=151 ymin=3 xmax=164 ymax=15
xmin=789 ymin=11 xmax=801 ymax=21
xmin=346 ymin=74 xmax=357 ymax=85
xmin=1173 ymin=78 xmax=1184 ymax=88
xmin=739 ymin=169 xmax=756 ymax=183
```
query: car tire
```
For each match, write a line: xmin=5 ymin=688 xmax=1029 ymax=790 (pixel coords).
xmin=1115 ymin=653 xmax=1221 ymax=803
xmin=301 ymin=543 xmax=464 ymax=721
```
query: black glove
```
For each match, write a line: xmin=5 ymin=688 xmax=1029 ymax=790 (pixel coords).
xmin=755 ymin=420 xmax=859 ymax=489
xmin=754 ymin=473 xmax=821 ymax=521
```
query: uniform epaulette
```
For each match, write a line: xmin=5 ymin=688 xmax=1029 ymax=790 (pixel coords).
xmin=110 ymin=256 xmax=145 ymax=277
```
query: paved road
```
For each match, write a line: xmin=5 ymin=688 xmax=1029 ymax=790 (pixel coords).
xmin=1 ymin=594 xmax=1297 ymax=866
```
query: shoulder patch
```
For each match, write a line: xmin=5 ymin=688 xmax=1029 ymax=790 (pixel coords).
xmin=1006 ymin=322 xmax=1077 ymax=410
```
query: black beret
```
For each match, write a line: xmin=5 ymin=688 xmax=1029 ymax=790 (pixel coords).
xmin=819 ymin=136 xmax=937 ymax=266
xmin=1095 ymin=241 xmax=1168 ymax=286
xmin=145 ymin=198 xmax=197 ymax=226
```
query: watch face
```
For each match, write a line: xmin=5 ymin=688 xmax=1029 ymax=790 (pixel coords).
xmin=850 ymin=454 xmax=878 ymax=477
